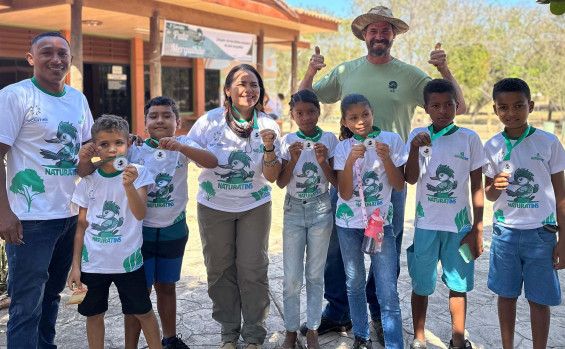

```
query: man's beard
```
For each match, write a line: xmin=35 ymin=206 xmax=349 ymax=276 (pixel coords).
xmin=367 ymin=39 xmax=392 ymax=57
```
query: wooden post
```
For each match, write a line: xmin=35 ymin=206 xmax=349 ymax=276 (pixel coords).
xmin=70 ymin=0 xmax=83 ymax=92
xmin=149 ymin=10 xmax=162 ymax=98
xmin=60 ymin=29 xmax=71 ymax=86
xmin=291 ymin=35 xmax=298 ymax=94
xmin=193 ymin=58 xmax=205 ymax=123
xmin=131 ymin=37 xmax=146 ymax=137
xmin=256 ymin=29 xmax=264 ymax=76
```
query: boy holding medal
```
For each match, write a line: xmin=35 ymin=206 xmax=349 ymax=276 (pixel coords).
xmin=123 ymin=97 xmax=217 ymax=349
xmin=405 ymin=79 xmax=487 ymax=349
xmin=67 ymin=115 xmax=162 ymax=349
xmin=483 ymin=78 xmax=565 ymax=349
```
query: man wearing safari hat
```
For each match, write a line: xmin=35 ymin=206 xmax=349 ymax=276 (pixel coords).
xmin=298 ymin=5 xmax=466 ymax=348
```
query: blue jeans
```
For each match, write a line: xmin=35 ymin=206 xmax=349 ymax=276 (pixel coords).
xmin=282 ymin=193 xmax=333 ymax=331
xmin=6 ymin=216 xmax=77 ymax=349
xmin=322 ymin=186 xmax=406 ymax=322
xmin=336 ymin=225 xmax=403 ymax=346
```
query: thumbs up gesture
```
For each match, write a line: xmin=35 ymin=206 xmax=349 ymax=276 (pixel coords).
xmin=307 ymin=46 xmax=326 ymax=76
xmin=428 ymin=42 xmax=448 ymax=73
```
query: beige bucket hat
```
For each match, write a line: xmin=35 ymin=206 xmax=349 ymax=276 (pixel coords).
xmin=351 ymin=6 xmax=409 ymax=40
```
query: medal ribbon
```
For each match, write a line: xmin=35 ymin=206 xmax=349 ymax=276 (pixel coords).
xmin=502 ymin=125 xmax=530 ymax=161
xmin=101 ymin=154 xmax=126 ymax=163
xmin=297 ymin=126 xmax=323 ymax=142
xmin=428 ymin=123 xmax=455 ymax=145
xmin=232 ymin=106 xmax=258 ymax=130
xmin=349 ymin=138 xmax=369 ymax=227
xmin=353 ymin=126 xmax=381 ymax=142
xmin=145 ymin=138 xmax=159 ymax=148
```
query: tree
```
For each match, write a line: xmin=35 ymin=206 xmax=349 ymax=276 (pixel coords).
xmin=9 ymin=169 xmax=45 ymax=212
xmin=200 ymin=181 xmax=216 ymax=200
xmin=337 ymin=203 xmax=354 ymax=227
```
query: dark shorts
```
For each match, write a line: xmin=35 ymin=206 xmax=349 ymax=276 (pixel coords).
xmin=78 ymin=266 xmax=152 ymax=317
xmin=142 ymin=218 xmax=189 ymax=287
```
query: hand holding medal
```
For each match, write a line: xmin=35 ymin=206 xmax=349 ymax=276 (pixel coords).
xmin=145 ymin=138 xmax=168 ymax=161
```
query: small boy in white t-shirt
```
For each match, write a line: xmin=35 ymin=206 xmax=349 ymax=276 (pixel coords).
xmin=67 ymin=115 xmax=161 ymax=349
xmin=484 ymin=78 xmax=565 ymax=349
xmin=405 ymin=79 xmax=487 ymax=349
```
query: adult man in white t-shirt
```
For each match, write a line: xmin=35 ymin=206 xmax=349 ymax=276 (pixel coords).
xmin=0 ymin=32 xmax=94 ymax=348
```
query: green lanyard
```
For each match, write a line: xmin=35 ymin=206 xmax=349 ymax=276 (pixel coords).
xmin=297 ymin=126 xmax=323 ymax=142
xmin=502 ymin=125 xmax=530 ymax=161
xmin=428 ymin=124 xmax=455 ymax=145
xmin=145 ymin=138 xmax=159 ymax=148
xmin=231 ymin=106 xmax=258 ymax=129
xmin=353 ymin=126 xmax=381 ymax=142
xmin=101 ymin=154 xmax=126 ymax=163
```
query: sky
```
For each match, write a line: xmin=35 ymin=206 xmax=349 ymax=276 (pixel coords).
xmin=284 ymin=0 xmax=536 ymax=17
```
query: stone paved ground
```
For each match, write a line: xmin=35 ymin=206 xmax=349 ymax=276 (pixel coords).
xmin=1 ymin=122 xmax=564 ymax=348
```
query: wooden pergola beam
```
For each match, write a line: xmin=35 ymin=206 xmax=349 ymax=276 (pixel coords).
xmin=70 ymin=0 xmax=83 ymax=92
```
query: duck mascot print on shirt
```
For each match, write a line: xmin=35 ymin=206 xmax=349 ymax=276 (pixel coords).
xmin=39 ymin=121 xmax=80 ymax=173
xmin=215 ymin=150 xmax=255 ymax=188
xmin=506 ymin=168 xmax=539 ymax=207
xmin=426 ymin=164 xmax=458 ymax=201
xmin=91 ymin=200 xmax=123 ymax=240
xmin=296 ymin=162 xmax=321 ymax=197
xmin=353 ymin=171 xmax=383 ymax=206
xmin=148 ymin=173 xmax=174 ymax=205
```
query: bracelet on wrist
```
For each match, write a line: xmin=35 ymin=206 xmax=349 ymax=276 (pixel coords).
xmin=263 ymin=158 xmax=278 ymax=167
xmin=264 ymin=146 xmax=275 ymax=153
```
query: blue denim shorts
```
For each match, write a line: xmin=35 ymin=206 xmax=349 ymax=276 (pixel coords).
xmin=488 ymin=224 xmax=561 ymax=306
xmin=407 ymin=228 xmax=474 ymax=295
xmin=141 ymin=218 xmax=189 ymax=287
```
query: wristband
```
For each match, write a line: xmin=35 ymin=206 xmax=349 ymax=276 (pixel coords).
xmin=263 ymin=159 xmax=278 ymax=167
xmin=264 ymin=146 xmax=275 ymax=153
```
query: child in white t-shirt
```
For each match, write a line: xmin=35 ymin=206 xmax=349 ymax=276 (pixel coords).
xmin=67 ymin=115 xmax=161 ymax=349
xmin=124 ymin=97 xmax=217 ymax=349
xmin=484 ymin=78 xmax=565 ymax=349
xmin=277 ymin=90 xmax=338 ymax=349
xmin=333 ymin=94 xmax=407 ymax=349
xmin=405 ymin=79 xmax=487 ymax=349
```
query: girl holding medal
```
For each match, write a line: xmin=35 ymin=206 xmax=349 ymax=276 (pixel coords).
xmin=333 ymin=94 xmax=407 ymax=349
xmin=187 ymin=64 xmax=281 ymax=349
xmin=277 ymin=90 xmax=338 ymax=349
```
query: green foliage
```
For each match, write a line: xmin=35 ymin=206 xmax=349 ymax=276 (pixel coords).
xmin=123 ymin=248 xmax=143 ymax=273
xmin=454 ymin=207 xmax=472 ymax=233
xmin=251 ymin=185 xmax=270 ymax=201
xmin=200 ymin=181 xmax=216 ymax=200
xmin=416 ymin=201 xmax=425 ymax=218
xmin=542 ymin=212 xmax=556 ymax=225
xmin=9 ymin=169 xmax=45 ymax=212
xmin=337 ymin=203 xmax=354 ymax=227
xmin=494 ymin=209 xmax=505 ymax=223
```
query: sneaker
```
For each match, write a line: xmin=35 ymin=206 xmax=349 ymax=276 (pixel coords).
xmin=352 ymin=336 xmax=372 ymax=349
xmin=410 ymin=339 xmax=428 ymax=349
xmin=245 ymin=344 xmax=262 ymax=349
xmin=371 ymin=319 xmax=385 ymax=346
xmin=299 ymin=317 xmax=353 ymax=336
xmin=448 ymin=339 xmax=473 ymax=349
xmin=163 ymin=334 xmax=190 ymax=349
xmin=219 ymin=340 xmax=237 ymax=349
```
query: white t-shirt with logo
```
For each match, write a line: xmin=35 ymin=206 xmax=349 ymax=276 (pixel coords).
xmin=72 ymin=164 xmax=153 ymax=274
xmin=280 ymin=131 xmax=338 ymax=199
xmin=0 ymin=79 xmax=93 ymax=220
xmin=187 ymin=107 xmax=281 ymax=213
xmin=333 ymin=131 xmax=408 ymax=229
xmin=127 ymin=136 xmax=201 ymax=228
xmin=483 ymin=128 xmax=565 ymax=229
xmin=406 ymin=126 xmax=487 ymax=233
